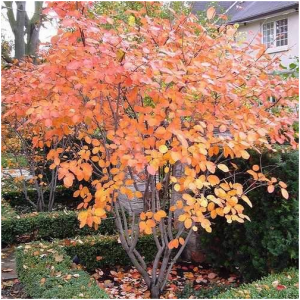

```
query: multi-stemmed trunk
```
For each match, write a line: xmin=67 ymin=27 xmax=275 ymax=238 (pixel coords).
xmin=114 ymin=162 xmax=193 ymax=298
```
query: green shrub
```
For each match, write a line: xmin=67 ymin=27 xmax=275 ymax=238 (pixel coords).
xmin=200 ymin=150 xmax=299 ymax=281
xmin=1 ymin=199 xmax=17 ymax=219
xmin=1 ymin=202 xmax=116 ymax=245
xmin=16 ymin=234 xmax=157 ymax=298
xmin=177 ymin=283 xmax=233 ymax=299
xmin=16 ymin=241 xmax=108 ymax=299
xmin=1 ymin=153 xmax=28 ymax=168
xmin=2 ymin=187 xmax=79 ymax=212
xmin=62 ymin=234 xmax=157 ymax=271
xmin=218 ymin=268 xmax=299 ymax=299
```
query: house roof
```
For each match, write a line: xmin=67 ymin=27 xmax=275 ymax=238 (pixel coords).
xmin=192 ymin=1 xmax=299 ymax=23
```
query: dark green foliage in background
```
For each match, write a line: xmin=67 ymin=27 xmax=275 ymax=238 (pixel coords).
xmin=200 ymin=150 xmax=299 ymax=281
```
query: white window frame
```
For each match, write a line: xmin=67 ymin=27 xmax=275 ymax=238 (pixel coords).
xmin=261 ymin=18 xmax=288 ymax=54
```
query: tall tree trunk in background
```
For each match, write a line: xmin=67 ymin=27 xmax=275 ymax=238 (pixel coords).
xmin=25 ymin=1 xmax=43 ymax=59
xmin=4 ymin=1 xmax=43 ymax=61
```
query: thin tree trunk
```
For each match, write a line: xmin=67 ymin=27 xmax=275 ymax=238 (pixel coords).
xmin=14 ymin=1 xmax=26 ymax=59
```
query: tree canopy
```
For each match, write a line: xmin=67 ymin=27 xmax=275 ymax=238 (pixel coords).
xmin=2 ymin=2 xmax=298 ymax=297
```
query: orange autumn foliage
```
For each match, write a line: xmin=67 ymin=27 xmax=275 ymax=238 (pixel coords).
xmin=2 ymin=0 xmax=298 ymax=274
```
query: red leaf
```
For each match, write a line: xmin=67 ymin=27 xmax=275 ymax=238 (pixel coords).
xmin=276 ymin=284 xmax=286 ymax=290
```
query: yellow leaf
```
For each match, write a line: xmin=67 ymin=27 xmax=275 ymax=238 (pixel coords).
xmin=205 ymin=226 xmax=212 ymax=233
xmin=174 ymin=183 xmax=181 ymax=192
xmin=217 ymin=164 xmax=229 ymax=172
xmin=178 ymin=214 xmax=187 ymax=222
xmin=116 ymin=49 xmax=125 ymax=62
xmin=241 ymin=150 xmax=250 ymax=159
xmin=94 ymin=208 xmax=105 ymax=217
xmin=128 ymin=15 xmax=135 ymax=26
xmin=281 ymin=188 xmax=289 ymax=199
xmin=241 ymin=195 xmax=252 ymax=207
xmin=184 ymin=218 xmax=192 ymax=229
xmin=159 ymin=145 xmax=168 ymax=154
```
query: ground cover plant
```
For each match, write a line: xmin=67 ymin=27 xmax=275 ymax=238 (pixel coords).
xmin=2 ymin=1 xmax=298 ymax=298
xmin=217 ymin=268 xmax=299 ymax=299
xmin=15 ymin=239 xmax=109 ymax=299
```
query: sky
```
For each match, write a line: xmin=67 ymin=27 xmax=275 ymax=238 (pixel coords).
xmin=1 ymin=1 xmax=58 ymax=55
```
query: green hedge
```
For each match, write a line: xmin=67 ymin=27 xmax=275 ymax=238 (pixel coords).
xmin=218 ymin=268 xmax=299 ymax=299
xmin=2 ymin=201 xmax=116 ymax=245
xmin=16 ymin=234 xmax=157 ymax=298
xmin=61 ymin=234 xmax=157 ymax=271
xmin=16 ymin=240 xmax=108 ymax=299
xmin=2 ymin=187 xmax=78 ymax=211
xmin=200 ymin=150 xmax=299 ymax=281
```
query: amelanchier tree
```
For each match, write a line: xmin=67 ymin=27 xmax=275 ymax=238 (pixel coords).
xmin=2 ymin=2 xmax=298 ymax=297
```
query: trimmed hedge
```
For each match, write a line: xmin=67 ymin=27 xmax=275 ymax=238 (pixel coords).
xmin=200 ymin=150 xmax=299 ymax=281
xmin=218 ymin=268 xmax=299 ymax=299
xmin=16 ymin=234 xmax=157 ymax=298
xmin=2 ymin=187 xmax=79 ymax=211
xmin=61 ymin=234 xmax=157 ymax=271
xmin=2 ymin=200 xmax=116 ymax=245
xmin=16 ymin=240 xmax=108 ymax=299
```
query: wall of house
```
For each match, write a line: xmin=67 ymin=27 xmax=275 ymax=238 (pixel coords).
xmin=236 ymin=10 xmax=299 ymax=67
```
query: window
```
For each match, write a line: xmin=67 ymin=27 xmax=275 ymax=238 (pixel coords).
xmin=262 ymin=19 xmax=288 ymax=49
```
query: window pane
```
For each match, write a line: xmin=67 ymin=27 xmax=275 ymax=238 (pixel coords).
xmin=276 ymin=18 xmax=288 ymax=46
xmin=263 ymin=22 xmax=274 ymax=47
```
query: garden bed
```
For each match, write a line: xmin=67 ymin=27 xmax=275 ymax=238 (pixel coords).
xmin=16 ymin=239 xmax=108 ymax=299
xmin=15 ymin=234 xmax=157 ymax=298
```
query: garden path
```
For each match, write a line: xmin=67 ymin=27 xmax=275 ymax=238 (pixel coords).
xmin=1 ymin=247 xmax=17 ymax=280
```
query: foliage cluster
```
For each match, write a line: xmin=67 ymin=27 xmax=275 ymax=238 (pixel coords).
xmin=16 ymin=241 xmax=108 ymax=299
xmin=217 ymin=268 xmax=299 ymax=299
xmin=200 ymin=150 xmax=299 ymax=281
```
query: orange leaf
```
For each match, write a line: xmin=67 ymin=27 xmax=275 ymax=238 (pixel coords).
xmin=279 ymin=181 xmax=287 ymax=188
xmin=207 ymin=7 xmax=216 ymax=20
xmin=168 ymin=239 xmax=179 ymax=249
xmin=184 ymin=218 xmax=192 ymax=229
xmin=154 ymin=210 xmax=167 ymax=222
xmin=207 ymin=175 xmax=220 ymax=186
xmin=267 ymin=185 xmax=275 ymax=193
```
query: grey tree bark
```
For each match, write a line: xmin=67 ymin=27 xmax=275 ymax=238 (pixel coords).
xmin=4 ymin=1 xmax=44 ymax=61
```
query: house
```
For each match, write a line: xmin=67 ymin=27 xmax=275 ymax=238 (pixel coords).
xmin=192 ymin=1 xmax=299 ymax=67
